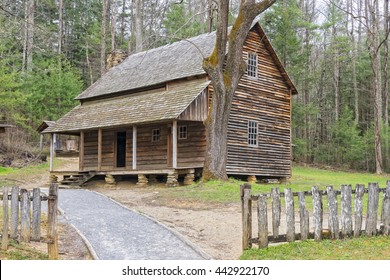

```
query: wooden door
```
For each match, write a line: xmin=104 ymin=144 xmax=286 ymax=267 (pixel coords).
xmin=167 ymin=127 xmax=172 ymax=167
xmin=116 ymin=131 xmax=126 ymax=168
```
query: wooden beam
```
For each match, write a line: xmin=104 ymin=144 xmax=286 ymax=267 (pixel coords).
xmin=173 ymin=120 xmax=177 ymax=168
xmin=98 ymin=128 xmax=102 ymax=171
xmin=132 ymin=126 xmax=137 ymax=170
xmin=79 ymin=131 xmax=84 ymax=171
xmin=49 ymin=133 xmax=54 ymax=172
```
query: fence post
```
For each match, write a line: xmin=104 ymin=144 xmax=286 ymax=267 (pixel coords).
xmin=2 ymin=187 xmax=9 ymax=250
xmin=341 ymin=185 xmax=353 ymax=238
xmin=271 ymin=188 xmax=281 ymax=239
xmin=354 ymin=184 xmax=365 ymax=237
xmin=383 ymin=181 xmax=390 ymax=235
xmin=285 ymin=188 xmax=295 ymax=242
xmin=312 ymin=186 xmax=323 ymax=241
xmin=47 ymin=183 xmax=59 ymax=260
xmin=327 ymin=185 xmax=339 ymax=239
xmin=20 ymin=189 xmax=31 ymax=243
xmin=241 ymin=184 xmax=252 ymax=250
xmin=32 ymin=188 xmax=41 ymax=241
xmin=298 ymin=192 xmax=309 ymax=240
xmin=10 ymin=186 xmax=19 ymax=239
xmin=257 ymin=194 xmax=268 ymax=248
xmin=365 ymin=183 xmax=379 ymax=236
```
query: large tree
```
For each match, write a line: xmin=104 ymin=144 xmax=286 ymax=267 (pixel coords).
xmin=202 ymin=0 xmax=276 ymax=181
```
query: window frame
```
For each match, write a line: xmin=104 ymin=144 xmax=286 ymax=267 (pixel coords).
xmin=178 ymin=125 xmax=187 ymax=140
xmin=247 ymin=52 xmax=258 ymax=78
xmin=248 ymin=120 xmax=258 ymax=147
xmin=152 ymin=128 xmax=161 ymax=142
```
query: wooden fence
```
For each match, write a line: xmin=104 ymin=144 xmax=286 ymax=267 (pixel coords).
xmin=241 ymin=182 xmax=390 ymax=250
xmin=1 ymin=183 xmax=59 ymax=259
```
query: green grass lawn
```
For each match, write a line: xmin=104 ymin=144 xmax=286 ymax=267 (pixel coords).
xmin=163 ymin=165 xmax=390 ymax=205
xmin=240 ymin=236 xmax=390 ymax=260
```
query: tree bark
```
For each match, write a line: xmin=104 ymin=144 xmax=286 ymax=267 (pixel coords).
xmin=111 ymin=0 xmax=118 ymax=52
xmin=384 ymin=0 xmax=389 ymax=125
xmin=202 ymin=0 xmax=276 ymax=181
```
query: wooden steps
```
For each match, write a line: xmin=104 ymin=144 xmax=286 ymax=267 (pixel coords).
xmin=60 ymin=171 xmax=96 ymax=186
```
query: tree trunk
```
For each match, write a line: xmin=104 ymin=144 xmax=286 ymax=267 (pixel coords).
xmin=384 ymin=0 xmax=389 ymax=125
xmin=111 ymin=0 xmax=118 ymax=52
xmin=366 ymin=0 xmax=383 ymax=174
xmin=22 ymin=0 xmax=34 ymax=72
xmin=350 ymin=0 xmax=359 ymax=125
xmin=58 ymin=0 xmax=64 ymax=55
xmin=135 ymin=0 xmax=143 ymax=52
xmin=202 ymin=0 xmax=276 ymax=181
xmin=101 ymin=0 xmax=109 ymax=75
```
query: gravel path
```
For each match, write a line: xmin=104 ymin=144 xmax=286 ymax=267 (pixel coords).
xmin=58 ymin=189 xmax=208 ymax=260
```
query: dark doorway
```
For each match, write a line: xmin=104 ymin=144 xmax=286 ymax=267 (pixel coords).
xmin=116 ymin=132 xmax=126 ymax=168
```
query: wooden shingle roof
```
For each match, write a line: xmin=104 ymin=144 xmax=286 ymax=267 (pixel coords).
xmin=76 ymin=32 xmax=216 ymax=100
xmin=44 ymin=80 xmax=210 ymax=134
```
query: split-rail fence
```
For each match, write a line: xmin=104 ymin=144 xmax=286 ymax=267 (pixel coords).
xmin=1 ymin=183 xmax=59 ymax=259
xmin=241 ymin=182 xmax=390 ymax=250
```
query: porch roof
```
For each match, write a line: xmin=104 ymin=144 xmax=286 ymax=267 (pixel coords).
xmin=43 ymin=80 xmax=210 ymax=134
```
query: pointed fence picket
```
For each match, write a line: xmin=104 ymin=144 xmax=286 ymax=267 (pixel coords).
xmin=1 ymin=183 xmax=59 ymax=259
xmin=241 ymin=181 xmax=390 ymax=251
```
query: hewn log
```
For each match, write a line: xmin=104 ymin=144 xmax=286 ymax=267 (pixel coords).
xmin=257 ymin=194 xmax=268 ymax=248
xmin=241 ymin=184 xmax=252 ymax=250
xmin=298 ymin=192 xmax=309 ymax=240
xmin=354 ymin=184 xmax=365 ymax=237
xmin=2 ymin=187 xmax=9 ymax=250
xmin=327 ymin=185 xmax=339 ymax=239
xmin=47 ymin=183 xmax=59 ymax=260
xmin=271 ymin=188 xmax=281 ymax=239
xmin=285 ymin=188 xmax=295 ymax=242
xmin=383 ymin=181 xmax=390 ymax=235
xmin=10 ymin=186 xmax=19 ymax=239
xmin=31 ymin=188 xmax=41 ymax=241
xmin=365 ymin=183 xmax=379 ymax=236
xmin=341 ymin=184 xmax=353 ymax=237
xmin=312 ymin=186 xmax=323 ymax=241
xmin=20 ymin=189 xmax=31 ymax=243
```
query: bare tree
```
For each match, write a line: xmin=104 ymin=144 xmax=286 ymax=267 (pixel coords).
xmin=111 ymin=0 xmax=118 ymax=51
xmin=22 ymin=0 xmax=34 ymax=72
xmin=58 ymin=0 xmax=64 ymax=55
xmin=202 ymin=0 xmax=276 ymax=181
xmin=134 ymin=0 xmax=143 ymax=52
xmin=101 ymin=0 xmax=109 ymax=75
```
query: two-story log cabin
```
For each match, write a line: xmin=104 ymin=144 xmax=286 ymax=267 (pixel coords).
xmin=42 ymin=22 xmax=297 ymax=186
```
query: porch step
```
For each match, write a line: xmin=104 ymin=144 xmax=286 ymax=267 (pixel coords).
xmin=60 ymin=171 xmax=96 ymax=186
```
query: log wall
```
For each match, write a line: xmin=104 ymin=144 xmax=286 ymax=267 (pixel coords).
xmin=177 ymin=121 xmax=206 ymax=167
xmin=225 ymin=29 xmax=292 ymax=178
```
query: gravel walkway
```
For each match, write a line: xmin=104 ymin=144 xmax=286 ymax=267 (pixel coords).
xmin=58 ymin=189 xmax=208 ymax=260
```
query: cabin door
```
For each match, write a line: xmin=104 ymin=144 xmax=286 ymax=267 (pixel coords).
xmin=167 ymin=127 xmax=173 ymax=167
xmin=116 ymin=131 xmax=126 ymax=168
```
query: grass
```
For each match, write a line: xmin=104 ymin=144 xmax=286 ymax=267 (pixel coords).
xmin=240 ymin=236 xmax=390 ymax=260
xmin=161 ymin=164 xmax=390 ymax=205
xmin=0 ymin=240 xmax=48 ymax=260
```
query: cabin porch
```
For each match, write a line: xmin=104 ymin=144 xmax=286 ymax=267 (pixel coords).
xmin=48 ymin=120 xmax=206 ymax=186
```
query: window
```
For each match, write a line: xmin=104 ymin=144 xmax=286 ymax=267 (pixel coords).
xmin=247 ymin=53 xmax=258 ymax=78
xmin=248 ymin=121 xmax=258 ymax=146
xmin=152 ymin=129 xmax=160 ymax=142
xmin=179 ymin=126 xmax=187 ymax=140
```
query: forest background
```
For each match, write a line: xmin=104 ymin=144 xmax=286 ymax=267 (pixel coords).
xmin=0 ymin=0 xmax=389 ymax=174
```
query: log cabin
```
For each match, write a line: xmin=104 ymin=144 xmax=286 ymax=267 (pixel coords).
xmin=42 ymin=22 xmax=298 ymax=186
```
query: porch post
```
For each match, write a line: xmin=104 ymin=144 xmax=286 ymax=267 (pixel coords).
xmin=98 ymin=128 xmax=102 ymax=171
xmin=132 ymin=126 xmax=137 ymax=170
xmin=49 ymin=133 xmax=55 ymax=172
xmin=79 ymin=131 xmax=84 ymax=171
xmin=173 ymin=120 xmax=177 ymax=168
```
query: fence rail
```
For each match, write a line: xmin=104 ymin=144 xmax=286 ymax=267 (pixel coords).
xmin=1 ymin=183 xmax=59 ymax=259
xmin=241 ymin=181 xmax=390 ymax=250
